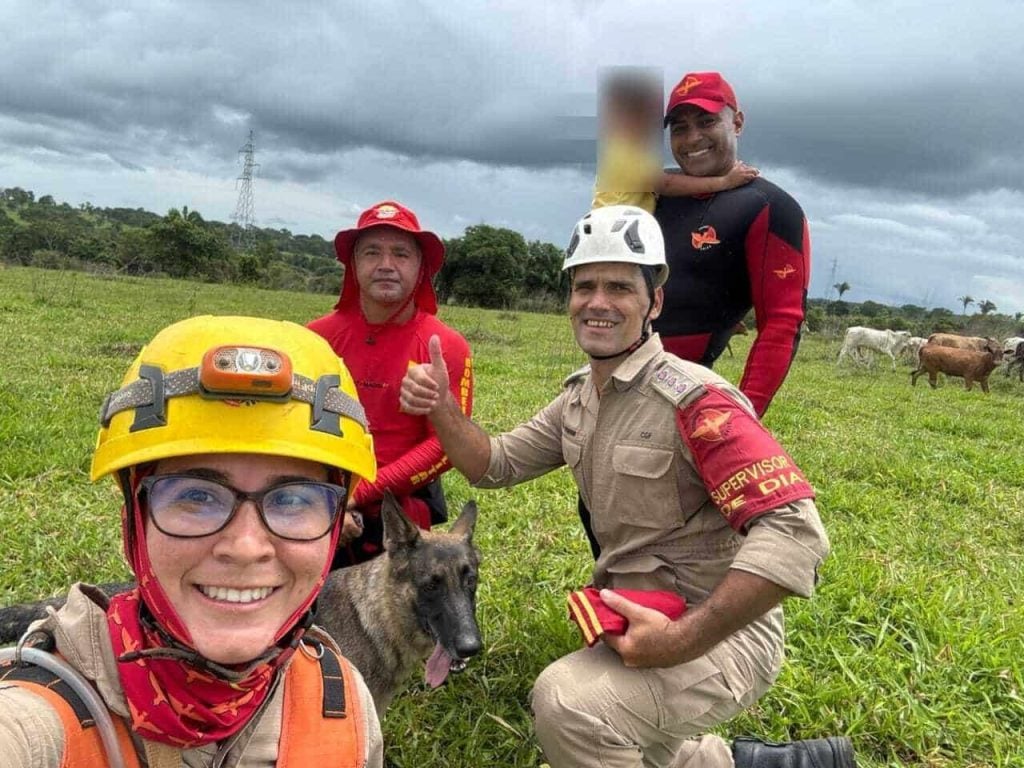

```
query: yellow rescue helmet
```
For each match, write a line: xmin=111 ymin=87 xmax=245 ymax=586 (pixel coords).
xmin=91 ymin=315 xmax=376 ymax=486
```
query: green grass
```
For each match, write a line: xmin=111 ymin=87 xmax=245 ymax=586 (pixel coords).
xmin=1 ymin=266 xmax=1022 ymax=767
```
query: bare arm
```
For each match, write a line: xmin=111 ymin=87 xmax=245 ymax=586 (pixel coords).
xmin=654 ymin=162 xmax=758 ymax=197
xmin=400 ymin=334 xmax=492 ymax=483
xmin=601 ymin=569 xmax=791 ymax=668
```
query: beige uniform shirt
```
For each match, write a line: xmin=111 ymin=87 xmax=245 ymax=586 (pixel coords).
xmin=478 ymin=335 xmax=829 ymax=686
xmin=0 ymin=585 xmax=383 ymax=768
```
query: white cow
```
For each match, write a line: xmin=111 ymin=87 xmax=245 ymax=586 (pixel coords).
xmin=901 ymin=336 xmax=928 ymax=366
xmin=1002 ymin=337 xmax=1024 ymax=377
xmin=1007 ymin=341 xmax=1024 ymax=381
xmin=837 ymin=326 xmax=912 ymax=370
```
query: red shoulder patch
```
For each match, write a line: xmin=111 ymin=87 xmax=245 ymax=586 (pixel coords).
xmin=677 ymin=387 xmax=814 ymax=531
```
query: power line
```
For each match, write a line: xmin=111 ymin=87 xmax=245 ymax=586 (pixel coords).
xmin=231 ymin=129 xmax=259 ymax=250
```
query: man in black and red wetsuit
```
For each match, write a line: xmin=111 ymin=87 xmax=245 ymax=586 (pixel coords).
xmin=654 ymin=71 xmax=809 ymax=417
xmin=308 ymin=201 xmax=473 ymax=568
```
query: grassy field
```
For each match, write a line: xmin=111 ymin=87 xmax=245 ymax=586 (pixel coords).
xmin=1 ymin=265 xmax=1022 ymax=767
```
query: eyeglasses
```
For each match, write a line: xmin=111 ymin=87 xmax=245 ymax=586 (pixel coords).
xmin=139 ymin=475 xmax=347 ymax=541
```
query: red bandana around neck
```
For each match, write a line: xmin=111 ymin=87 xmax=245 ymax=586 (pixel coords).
xmin=107 ymin=590 xmax=281 ymax=747
xmin=105 ymin=466 xmax=340 ymax=748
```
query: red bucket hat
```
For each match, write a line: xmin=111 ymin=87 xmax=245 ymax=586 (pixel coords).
xmin=333 ymin=201 xmax=445 ymax=315
xmin=664 ymin=72 xmax=739 ymax=126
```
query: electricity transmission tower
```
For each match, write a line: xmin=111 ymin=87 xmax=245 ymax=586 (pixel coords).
xmin=231 ymin=130 xmax=259 ymax=250
xmin=825 ymin=255 xmax=839 ymax=300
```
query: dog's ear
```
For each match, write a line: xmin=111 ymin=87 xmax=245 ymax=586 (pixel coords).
xmin=448 ymin=500 xmax=478 ymax=540
xmin=381 ymin=490 xmax=421 ymax=550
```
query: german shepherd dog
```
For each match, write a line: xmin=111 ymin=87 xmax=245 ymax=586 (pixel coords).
xmin=0 ymin=492 xmax=482 ymax=714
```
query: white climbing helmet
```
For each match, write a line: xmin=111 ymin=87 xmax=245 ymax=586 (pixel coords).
xmin=562 ymin=205 xmax=669 ymax=287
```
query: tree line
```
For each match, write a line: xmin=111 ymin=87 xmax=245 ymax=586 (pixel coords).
xmin=2 ymin=187 xmax=1020 ymax=335
xmin=0 ymin=187 xmax=566 ymax=310
xmin=805 ymin=296 xmax=1022 ymax=341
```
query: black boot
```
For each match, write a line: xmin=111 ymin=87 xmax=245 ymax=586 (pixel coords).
xmin=732 ymin=736 xmax=856 ymax=768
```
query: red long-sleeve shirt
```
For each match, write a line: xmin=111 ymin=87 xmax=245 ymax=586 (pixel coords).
xmin=307 ymin=306 xmax=473 ymax=527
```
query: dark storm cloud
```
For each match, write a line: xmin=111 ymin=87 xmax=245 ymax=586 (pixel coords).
xmin=740 ymin=79 xmax=1024 ymax=195
xmin=0 ymin=0 xmax=600 ymax=178
xmin=1 ymin=0 xmax=1022 ymax=313
xmin=3 ymin=0 xmax=1023 ymax=197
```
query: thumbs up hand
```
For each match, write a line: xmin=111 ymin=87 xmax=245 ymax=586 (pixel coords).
xmin=401 ymin=334 xmax=450 ymax=415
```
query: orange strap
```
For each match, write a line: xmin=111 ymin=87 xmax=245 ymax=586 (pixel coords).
xmin=2 ymin=643 xmax=367 ymax=767
xmin=0 ymin=659 xmax=140 ymax=768
xmin=278 ymin=642 xmax=367 ymax=766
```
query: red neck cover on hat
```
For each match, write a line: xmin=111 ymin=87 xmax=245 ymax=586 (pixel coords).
xmin=334 ymin=253 xmax=437 ymax=316
xmin=105 ymin=467 xmax=340 ymax=747
xmin=332 ymin=202 xmax=444 ymax=315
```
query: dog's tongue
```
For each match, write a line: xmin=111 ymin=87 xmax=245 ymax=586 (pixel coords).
xmin=425 ymin=642 xmax=452 ymax=688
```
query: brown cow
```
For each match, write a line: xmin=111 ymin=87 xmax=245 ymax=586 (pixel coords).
xmin=926 ymin=332 xmax=999 ymax=352
xmin=911 ymin=342 xmax=1003 ymax=393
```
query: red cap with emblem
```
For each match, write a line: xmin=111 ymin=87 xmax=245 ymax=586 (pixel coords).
xmin=333 ymin=200 xmax=445 ymax=314
xmin=664 ymin=72 xmax=739 ymax=125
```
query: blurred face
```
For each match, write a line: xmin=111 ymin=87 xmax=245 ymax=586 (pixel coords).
xmin=146 ymin=453 xmax=332 ymax=665
xmin=569 ymin=262 xmax=662 ymax=360
xmin=603 ymin=95 xmax=660 ymax=145
xmin=353 ymin=228 xmax=423 ymax=309
xmin=668 ymin=104 xmax=743 ymax=177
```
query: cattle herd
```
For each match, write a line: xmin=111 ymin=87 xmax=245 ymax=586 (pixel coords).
xmin=837 ymin=326 xmax=1024 ymax=394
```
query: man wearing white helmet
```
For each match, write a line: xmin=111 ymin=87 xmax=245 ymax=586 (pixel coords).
xmin=400 ymin=206 xmax=853 ymax=768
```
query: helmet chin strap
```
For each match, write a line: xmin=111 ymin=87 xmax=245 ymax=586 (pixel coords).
xmin=588 ymin=329 xmax=647 ymax=361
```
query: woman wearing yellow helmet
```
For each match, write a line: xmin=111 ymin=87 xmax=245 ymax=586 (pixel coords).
xmin=0 ymin=316 xmax=382 ymax=767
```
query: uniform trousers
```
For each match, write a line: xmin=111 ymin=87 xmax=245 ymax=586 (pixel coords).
xmin=530 ymin=642 xmax=775 ymax=768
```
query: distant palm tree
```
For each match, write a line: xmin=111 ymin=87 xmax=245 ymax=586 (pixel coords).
xmin=978 ymin=299 xmax=997 ymax=316
xmin=828 ymin=282 xmax=851 ymax=318
xmin=957 ymin=295 xmax=974 ymax=315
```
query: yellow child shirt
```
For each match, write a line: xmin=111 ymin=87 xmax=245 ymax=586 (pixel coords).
xmin=592 ymin=135 xmax=661 ymax=212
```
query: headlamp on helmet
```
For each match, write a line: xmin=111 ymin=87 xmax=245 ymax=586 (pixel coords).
xmin=91 ymin=316 xmax=377 ymax=486
xmin=201 ymin=346 xmax=293 ymax=398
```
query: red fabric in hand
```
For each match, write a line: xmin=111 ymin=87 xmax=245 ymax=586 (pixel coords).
xmin=567 ymin=587 xmax=687 ymax=647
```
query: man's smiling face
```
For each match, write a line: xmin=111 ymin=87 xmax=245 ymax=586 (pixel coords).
xmin=569 ymin=261 xmax=661 ymax=361
xmin=668 ymin=104 xmax=744 ymax=178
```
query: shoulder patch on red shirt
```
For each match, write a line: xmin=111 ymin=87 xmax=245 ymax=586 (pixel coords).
xmin=677 ymin=386 xmax=814 ymax=531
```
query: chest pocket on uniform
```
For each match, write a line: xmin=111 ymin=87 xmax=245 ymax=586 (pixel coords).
xmin=607 ymin=445 xmax=677 ymax=530
xmin=612 ymin=445 xmax=673 ymax=478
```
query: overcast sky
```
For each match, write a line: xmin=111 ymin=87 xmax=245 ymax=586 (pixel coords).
xmin=2 ymin=0 xmax=1022 ymax=312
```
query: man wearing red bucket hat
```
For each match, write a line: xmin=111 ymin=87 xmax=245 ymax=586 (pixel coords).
xmin=308 ymin=201 xmax=473 ymax=567
xmin=653 ymin=71 xmax=810 ymax=418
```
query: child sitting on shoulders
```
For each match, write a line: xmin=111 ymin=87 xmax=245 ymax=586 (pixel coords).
xmin=593 ymin=69 xmax=758 ymax=212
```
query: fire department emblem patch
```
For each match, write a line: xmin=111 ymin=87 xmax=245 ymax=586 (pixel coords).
xmin=689 ymin=408 xmax=732 ymax=442
xmin=691 ymin=225 xmax=720 ymax=251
